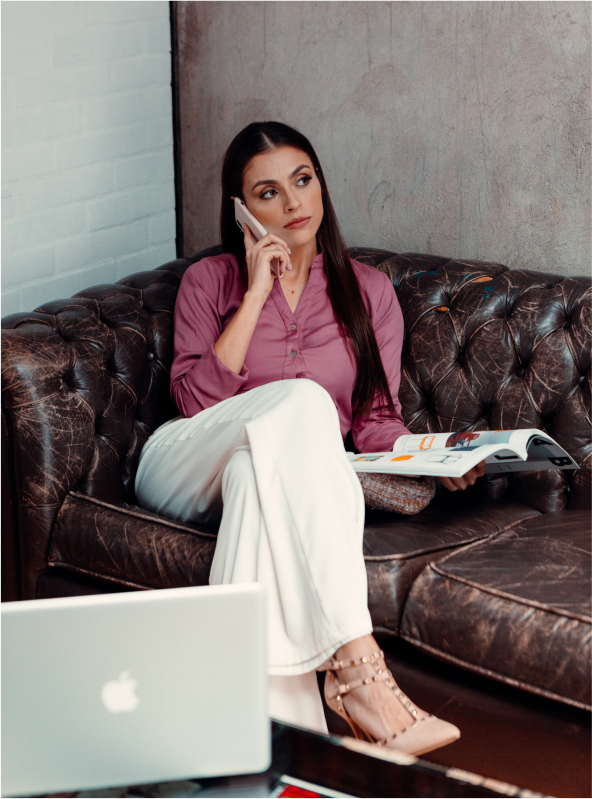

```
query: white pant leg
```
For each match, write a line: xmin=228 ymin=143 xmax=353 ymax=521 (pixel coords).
xmin=220 ymin=447 xmax=329 ymax=733
xmin=268 ymin=674 xmax=328 ymax=734
xmin=135 ymin=380 xmax=372 ymax=727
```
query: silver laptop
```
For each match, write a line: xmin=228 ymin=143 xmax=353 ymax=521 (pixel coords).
xmin=2 ymin=583 xmax=270 ymax=797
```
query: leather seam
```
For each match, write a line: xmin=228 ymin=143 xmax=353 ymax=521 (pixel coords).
xmin=66 ymin=491 xmax=218 ymax=539
xmin=363 ymin=535 xmax=490 ymax=562
xmin=406 ymin=305 xmax=444 ymax=337
xmin=363 ymin=510 xmax=540 ymax=562
xmin=94 ymin=432 xmax=119 ymax=458
xmin=18 ymin=503 xmax=62 ymax=510
xmin=47 ymin=561 xmax=152 ymax=591
xmin=427 ymin=561 xmax=591 ymax=622
xmin=109 ymin=372 xmax=138 ymax=404
xmin=423 ymin=512 xmax=540 ymax=564
xmin=372 ymin=624 xmax=401 ymax=638
xmin=398 ymin=633 xmax=591 ymax=712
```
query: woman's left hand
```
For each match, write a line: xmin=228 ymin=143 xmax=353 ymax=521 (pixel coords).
xmin=440 ymin=461 xmax=486 ymax=492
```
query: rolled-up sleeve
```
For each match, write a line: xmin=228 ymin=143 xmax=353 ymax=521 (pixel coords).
xmin=352 ymin=273 xmax=411 ymax=452
xmin=170 ymin=263 xmax=248 ymax=417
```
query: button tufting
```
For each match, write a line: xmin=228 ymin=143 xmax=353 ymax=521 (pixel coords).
xmin=147 ymin=351 xmax=154 ymax=361
xmin=290 ymin=324 xmax=297 ymax=331
xmin=579 ymin=375 xmax=586 ymax=387
xmin=290 ymin=351 xmax=297 ymax=358
xmin=516 ymin=368 xmax=525 ymax=377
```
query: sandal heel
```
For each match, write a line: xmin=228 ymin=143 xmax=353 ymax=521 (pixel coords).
xmin=323 ymin=671 xmax=374 ymax=742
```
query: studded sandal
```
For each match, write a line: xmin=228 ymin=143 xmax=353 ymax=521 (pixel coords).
xmin=318 ymin=650 xmax=460 ymax=757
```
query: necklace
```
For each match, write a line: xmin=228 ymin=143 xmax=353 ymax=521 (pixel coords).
xmin=283 ymin=284 xmax=304 ymax=295
xmin=281 ymin=270 xmax=311 ymax=295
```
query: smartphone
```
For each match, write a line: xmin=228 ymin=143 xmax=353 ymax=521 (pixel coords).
xmin=234 ymin=197 xmax=282 ymax=278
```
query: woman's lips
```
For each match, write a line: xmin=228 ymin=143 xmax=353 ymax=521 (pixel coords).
xmin=284 ymin=216 xmax=311 ymax=229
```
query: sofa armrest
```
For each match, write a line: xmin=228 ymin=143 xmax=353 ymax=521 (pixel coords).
xmin=1 ymin=272 xmax=180 ymax=597
xmin=2 ymin=407 xmax=20 ymax=601
xmin=49 ymin=492 xmax=217 ymax=590
xmin=2 ymin=314 xmax=114 ymax=598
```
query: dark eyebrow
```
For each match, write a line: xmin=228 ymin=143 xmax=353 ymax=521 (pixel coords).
xmin=251 ymin=164 xmax=311 ymax=191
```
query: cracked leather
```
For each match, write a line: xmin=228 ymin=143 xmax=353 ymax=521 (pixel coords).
xmin=50 ymin=492 xmax=217 ymax=590
xmin=1 ymin=259 xmax=200 ymax=598
xmin=364 ymin=488 xmax=540 ymax=635
xmin=2 ymin=246 xmax=591 ymax=709
xmin=400 ymin=510 xmax=591 ymax=710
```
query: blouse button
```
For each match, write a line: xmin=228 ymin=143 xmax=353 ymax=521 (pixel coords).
xmin=290 ymin=351 xmax=297 ymax=358
xmin=290 ymin=324 xmax=297 ymax=331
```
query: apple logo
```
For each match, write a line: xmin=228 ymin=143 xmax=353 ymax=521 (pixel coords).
xmin=100 ymin=671 xmax=140 ymax=714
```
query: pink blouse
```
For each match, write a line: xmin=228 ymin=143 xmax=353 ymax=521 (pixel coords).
xmin=171 ymin=252 xmax=411 ymax=453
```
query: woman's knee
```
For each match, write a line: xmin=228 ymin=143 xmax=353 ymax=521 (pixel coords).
xmin=276 ymin=378 xmax=336 ymax=415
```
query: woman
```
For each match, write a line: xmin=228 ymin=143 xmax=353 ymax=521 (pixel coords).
xmin=136 ymin=122 xmax=484 ymax=755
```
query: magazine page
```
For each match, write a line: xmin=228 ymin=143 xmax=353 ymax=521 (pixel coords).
xmin=349 ymin=445 xmax=499 ymax=478
xmin=392 ymin=432 xmax=455 ymax=452
xmin=392 ymin=429 xmax=545 ymax=454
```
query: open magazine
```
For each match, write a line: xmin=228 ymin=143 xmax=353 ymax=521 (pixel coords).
xmin=348 ymin=429 xmax=578 ymax=479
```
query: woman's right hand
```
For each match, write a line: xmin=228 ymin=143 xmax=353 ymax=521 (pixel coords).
xmin=212 ymin=222 xmax=291 ymax=375
xmin=243 ymin=223 xmax=291 ymax=300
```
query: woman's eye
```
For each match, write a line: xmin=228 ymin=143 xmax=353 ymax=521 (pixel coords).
xmin=297 ymin=175 xmax=312 ymax=186
xmin=261 ymin=189 xmax=276 ymax=199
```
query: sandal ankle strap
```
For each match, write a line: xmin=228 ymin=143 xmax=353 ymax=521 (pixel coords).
xmin=317 ymin=650 xmax=384 ymax=672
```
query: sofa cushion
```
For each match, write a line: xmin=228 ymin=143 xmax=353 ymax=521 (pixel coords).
xmin=49 ymin=492 xmax=217 ymax=590
xmin=364 ymin=490 xmax=540 ymax=635
xmin=51 ymin=488 xmax=539 ymax=618
xmin=400 ymin=510 xmax=591 ymax=710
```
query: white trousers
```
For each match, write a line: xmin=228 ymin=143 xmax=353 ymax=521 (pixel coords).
xmin=135 ymin=379 xmax=372 ymax=732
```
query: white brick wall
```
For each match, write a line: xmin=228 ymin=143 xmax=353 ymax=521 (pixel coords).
xmin=1 ymin=1 xmax=176 ymax=317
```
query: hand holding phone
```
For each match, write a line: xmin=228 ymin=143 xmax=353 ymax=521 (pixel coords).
xmin=234 ymin=197 xmax=284 ymax=278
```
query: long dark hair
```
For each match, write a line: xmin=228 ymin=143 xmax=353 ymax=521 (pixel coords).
xmin=220 ymin=121 xmax=395 ymax=418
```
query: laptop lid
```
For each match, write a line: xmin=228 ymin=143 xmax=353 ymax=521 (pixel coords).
xmin=2 ymin=583 xmax=270 ymax=797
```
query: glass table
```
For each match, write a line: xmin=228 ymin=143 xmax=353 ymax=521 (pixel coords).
xmin=35 ymin=722 xmax=547 ymax=799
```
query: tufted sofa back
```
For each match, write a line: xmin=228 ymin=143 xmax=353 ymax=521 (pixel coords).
xmin=2 ymin=246 xmax=590 ymax=599
xmin=350 ymin=249 xmax=591 ymax=515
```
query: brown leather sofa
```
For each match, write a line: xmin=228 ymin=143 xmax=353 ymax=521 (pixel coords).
xmin=2 ymin=247 xmax=591 ymax=797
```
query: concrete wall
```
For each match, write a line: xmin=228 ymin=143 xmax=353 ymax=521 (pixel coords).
xmin=1 ymin=1 xmax=176 ymax=317
xmin=176 ymin=1 xmax=591 ymax=277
